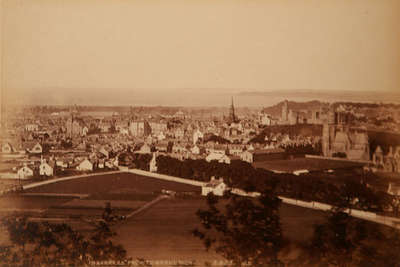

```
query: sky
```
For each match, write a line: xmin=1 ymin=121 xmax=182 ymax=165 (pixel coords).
xmin=1 ymin=0 xmax=400 ymax=106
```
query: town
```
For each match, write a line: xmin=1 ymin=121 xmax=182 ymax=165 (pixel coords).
xmin=1 ymin=99 xmax=399 ymax=182
xmin=2 ymin=98 xmax=400 ymax=265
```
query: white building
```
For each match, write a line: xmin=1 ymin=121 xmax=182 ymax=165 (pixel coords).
xmin=17 ymin=165 xmax=34 ymax=179
xmin=29 ymin=142 xmax=43 ymax=154
xmin=240 ymin=150 xmax=253 ymax=163
xmin=76 ymin=159 xmax=93 ymax=171
xmin=25 ymin=124 xmax=39 ymax=132
xmin=39 ymin=158 xmax=54 ymax=176
xmin=202 ymin=177 xmax=227 ymax=196
xmin=149 ymin=153 xmax=158 ymax=172
xmin=1 ymin=142 xmax=14 ymax=154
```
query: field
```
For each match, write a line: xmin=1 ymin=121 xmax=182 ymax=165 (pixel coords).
xmin=113 ymin=198 xmax=327 ymax=263
xmin=25 ymin=172 xmax=201 ymax=196
xmin=253 ymin=157 xmax=364 ymax=172
xmin=1 ymin=172 xmax=330 ymax=263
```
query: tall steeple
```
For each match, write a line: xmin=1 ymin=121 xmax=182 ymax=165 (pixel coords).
xmin=229 ymin=96 xmax=236 ymax=124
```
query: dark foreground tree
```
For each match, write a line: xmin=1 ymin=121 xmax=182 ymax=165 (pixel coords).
xmin=294 ymin=207 xmax=400 ymax=267
xmin=0 ymin=215 xmax=128 ymax=266
xmin=193 ymin=190 xmax=284 ymax=267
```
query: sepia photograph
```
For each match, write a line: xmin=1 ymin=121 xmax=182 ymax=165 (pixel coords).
xmin=0 ymin=0 xmax=400 ymax=266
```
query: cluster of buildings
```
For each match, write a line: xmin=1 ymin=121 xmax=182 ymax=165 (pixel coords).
xmin=1 ymin=98 xmax=399 ymax=181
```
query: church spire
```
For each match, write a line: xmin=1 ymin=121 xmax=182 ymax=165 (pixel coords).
xmin=229 ymin=96 xmax=236 ymax=124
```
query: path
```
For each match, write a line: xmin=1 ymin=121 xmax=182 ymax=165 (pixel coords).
xmin=21 ymin=170 xmax=123 ymax=190
xmin=21 ymin=193 xmax=89 ymax=199
xmin=125 ymin=194 xmax=169 ymax=219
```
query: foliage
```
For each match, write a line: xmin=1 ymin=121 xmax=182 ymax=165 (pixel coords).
xmin=0 ymin=216 xmax=128 ymax=266
xmin=295 ymin=208 xmax=400 ymax=267
xmin=193 ymin=191 xmax=284 ymax=267
xmin=203 ymin=134 xmax=231 ymax=144
xmin=155 ymin=155 xmax=391 ymax=214
xmin=118 ymin=152 xmax=151 ymax=171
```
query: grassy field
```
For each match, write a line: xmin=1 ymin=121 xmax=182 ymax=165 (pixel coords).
xmin=25 ymin=173 xmax=201 ymax=196
xmin=112 ymin=197 xmax=327 ymax=263
xmin=253 ymin=157 xmax=363 ymax=172
xmin=0 ymin=195 xmax=70 ymax=210
xmin=1 ymin=172 xmax=331 ymax=263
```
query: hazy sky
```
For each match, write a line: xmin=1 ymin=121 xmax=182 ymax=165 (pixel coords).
xmin=1 ymin=0 xmax=400 ymax=106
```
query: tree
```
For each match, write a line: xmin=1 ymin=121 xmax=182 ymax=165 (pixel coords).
xmin=0 ymin=215 xmax=128 ymax=266
xmin=193 ymin=190 xmax=284 ymax=267
xmin=296 ymin=207 xmax=400 ymax=267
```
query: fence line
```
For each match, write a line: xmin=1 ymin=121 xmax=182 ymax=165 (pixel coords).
xmin=127 ymin=169 xmax=206 ymax=187
xmin=22 ymin=171 xmax=123 ymax=190
xmin=305 ymin=154 xmax=371 ymax=164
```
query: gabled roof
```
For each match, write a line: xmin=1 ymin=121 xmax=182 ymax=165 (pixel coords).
xmin=22 ymin=141 xmax=42 ymax=151
xmin=375 ymin=146 xmax=383 ymax=154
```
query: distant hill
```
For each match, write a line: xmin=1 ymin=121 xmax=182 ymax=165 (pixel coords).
xmin=261 ymin=100 xmax=325 ymax=118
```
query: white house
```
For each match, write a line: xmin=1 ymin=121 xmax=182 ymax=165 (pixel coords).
xmin=247 ymin=144 xmax=255 ymax=151
xmin=39 ymin=160 xmax=54 ymax=176
xmin=149 ymin=153 xmax=158 ymax=172
xmin=240 ymin=150 xmax=253 ymax=163
xmin=1 ymin=142 xmax=14 ymax=154
xmin=24 ymin=142 xmax=43 ymax=154
xmin=202 ymin=177 xmax=227 ymax=196
xmin=56 ymin=160 xmax=68 ymax=168
xmin=25 ymin=124 xmax=39 ymax=132
xmin=17 ymin=165 xmax=34 ymax=179
xmin=76 ymin=159 xmax=93 ymax=171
